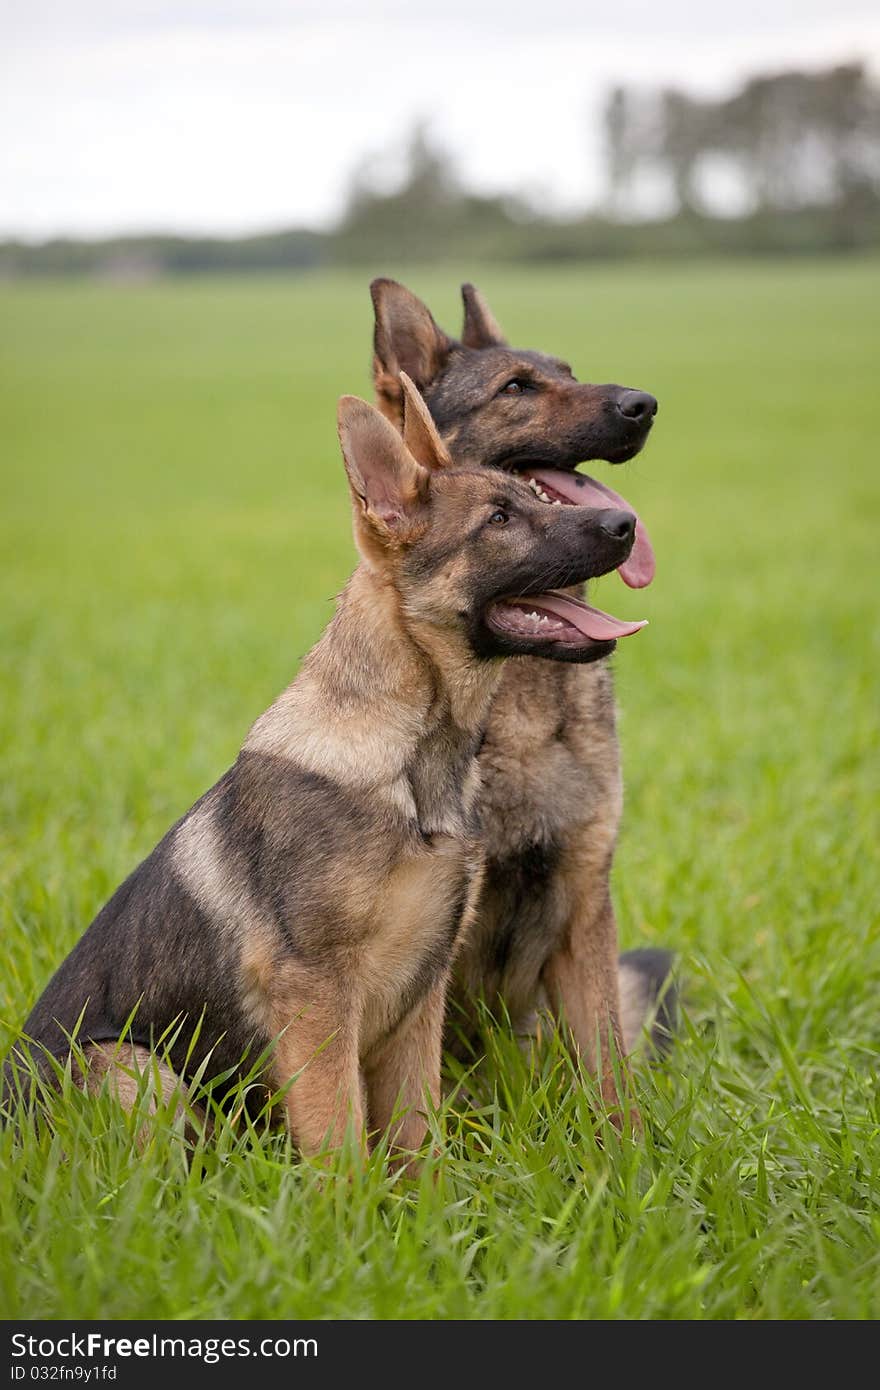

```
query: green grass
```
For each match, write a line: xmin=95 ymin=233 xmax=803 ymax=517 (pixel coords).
xmin=1 ymin=262 xmax=878 ymax=1320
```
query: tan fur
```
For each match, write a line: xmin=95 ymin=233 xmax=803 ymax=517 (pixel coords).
xmin=401 ymin=372 xmax=454 ymax=470
xmin=81 ymin=1042 xmax=207 ymax=1145
xmin=246 ymin=572 xmax=429 ymax=797
xmin=363 ymin=976 xmax=449 ymax=1164
xmin=371 ymin=280 xmax=452 ymax=426
xmin=361 ymin=853 xmax=464 ymax=1043
xmin=173 ymin=792 xmax=264 ymax=941
xmin=618 ymin=969 xmax=652 ymax=1058
xmin=267 ymin=966 xmax=367 ymax=1157
xmin=461 ymin=283 xmax=507 ymax=350
xmin=239 ymin=933 xmax=283 ymax=1037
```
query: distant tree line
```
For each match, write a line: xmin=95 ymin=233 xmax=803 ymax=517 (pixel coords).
xmin=0 ymin=228 xmax=323 ymax=279
xmin=605 ymin=62 xmax=880 ymax=220
xmin=2 ymin=63 xmax=879 ymax=278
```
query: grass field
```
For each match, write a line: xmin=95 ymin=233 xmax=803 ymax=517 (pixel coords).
xmin=1 ymin=261 xmax=878 ymax=1320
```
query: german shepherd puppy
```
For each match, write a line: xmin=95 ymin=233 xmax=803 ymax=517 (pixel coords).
xmin=371 ymin=279 xmax=674 ymax=1088
xmin=5 ymin=379 xmax=646 ymax=1156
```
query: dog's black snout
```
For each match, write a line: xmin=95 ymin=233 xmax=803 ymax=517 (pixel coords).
xmin=616 ymin=390 xmax=657 ymax=423
xmin=598 ymin=509 xmax=636 ymax=544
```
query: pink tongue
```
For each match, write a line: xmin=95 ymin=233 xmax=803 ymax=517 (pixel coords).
xmin=511 ymin=591 xmax=648 ymax=642
xmin=524 ymin=468 xmax=656 ymax=589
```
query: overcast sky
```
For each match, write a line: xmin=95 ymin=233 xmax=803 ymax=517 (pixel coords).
xmin=3 ymin=0 xmax=880 ymax=239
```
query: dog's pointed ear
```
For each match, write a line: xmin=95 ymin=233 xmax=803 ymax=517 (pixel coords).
xmin=337 ymin=395 xmax=430 ymax=551
xmin=461 ymin=283 xmax=506 ymax=349
xmin=400 ymin=372 xmax=453 ymax=472
xmin=371 ymin=278 xmax=452 ymax=424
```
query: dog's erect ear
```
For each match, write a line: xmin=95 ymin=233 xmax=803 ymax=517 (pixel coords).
xmin=400 ymin=372 xmax=453 ymax=472
xmin=337 ymin=395 xmax=430 ymax=550
xmin=371 ymin=278 xmax=452 ymax=425
xmin=461 ymin=283 xmax=506 ymax=349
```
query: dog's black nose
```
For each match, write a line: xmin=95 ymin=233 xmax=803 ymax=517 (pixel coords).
xmin=598 ymin=509 xmax=636 ymax=543
xmin=616 ymin=390 xmax=657 ymax=423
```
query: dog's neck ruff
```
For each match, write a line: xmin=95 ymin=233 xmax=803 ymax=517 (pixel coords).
xmin=243 ymin=565 xmax=500 ymax=802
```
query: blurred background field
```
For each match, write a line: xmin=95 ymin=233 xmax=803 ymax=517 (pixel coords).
xmin=5 ymin=60 xmax=880 ymax=276
xmin=1 ymin=261 xmax=878 ymax=1318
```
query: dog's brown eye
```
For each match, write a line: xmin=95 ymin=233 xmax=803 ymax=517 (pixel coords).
xmin=488 ymin=509 xmax=509 ymax=526
xmin=501 ymin=379 xmax=525 ymax=396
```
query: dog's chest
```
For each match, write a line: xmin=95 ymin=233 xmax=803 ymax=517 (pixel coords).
xmin=404 ymin=717 xmax=483 ymax=840
xmin=359 ymin=833 xmax=479 ymax=1049
xmin=359 ymin=726 xmax=483 ymax=1047
xmin=475 ymin=658 xmax=622 ymax=858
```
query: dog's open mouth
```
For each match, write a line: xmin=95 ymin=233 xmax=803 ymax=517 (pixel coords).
xmin=485 ymin=590 xmax=647 ymax=647
xmin=519 ymin=468 xmax=655 ymax=590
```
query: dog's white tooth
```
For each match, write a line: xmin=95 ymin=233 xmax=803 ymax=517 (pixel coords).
xmin=552 ymin=499 xmax=562 ymax=506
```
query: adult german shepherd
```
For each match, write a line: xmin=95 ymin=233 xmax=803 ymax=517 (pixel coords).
xmin=371 ymin=279 xmax=674 ymax=1075
xmin=5 ymin=380 xmax=647 ymax=1154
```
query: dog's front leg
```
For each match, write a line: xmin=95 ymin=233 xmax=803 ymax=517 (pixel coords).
xmin=541 ymin=889 xmax=639 ymax=1131
xmin=270 ymin=979 xmax=366 ymax=1158
xmin=363 ymin=974 xmax=448 ymax=1167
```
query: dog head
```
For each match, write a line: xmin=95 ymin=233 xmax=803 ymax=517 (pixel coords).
xmin=371 ymin=278 xmax=657 ymax=590
xmin=337 ymin=379 xmax=647 ymax=666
